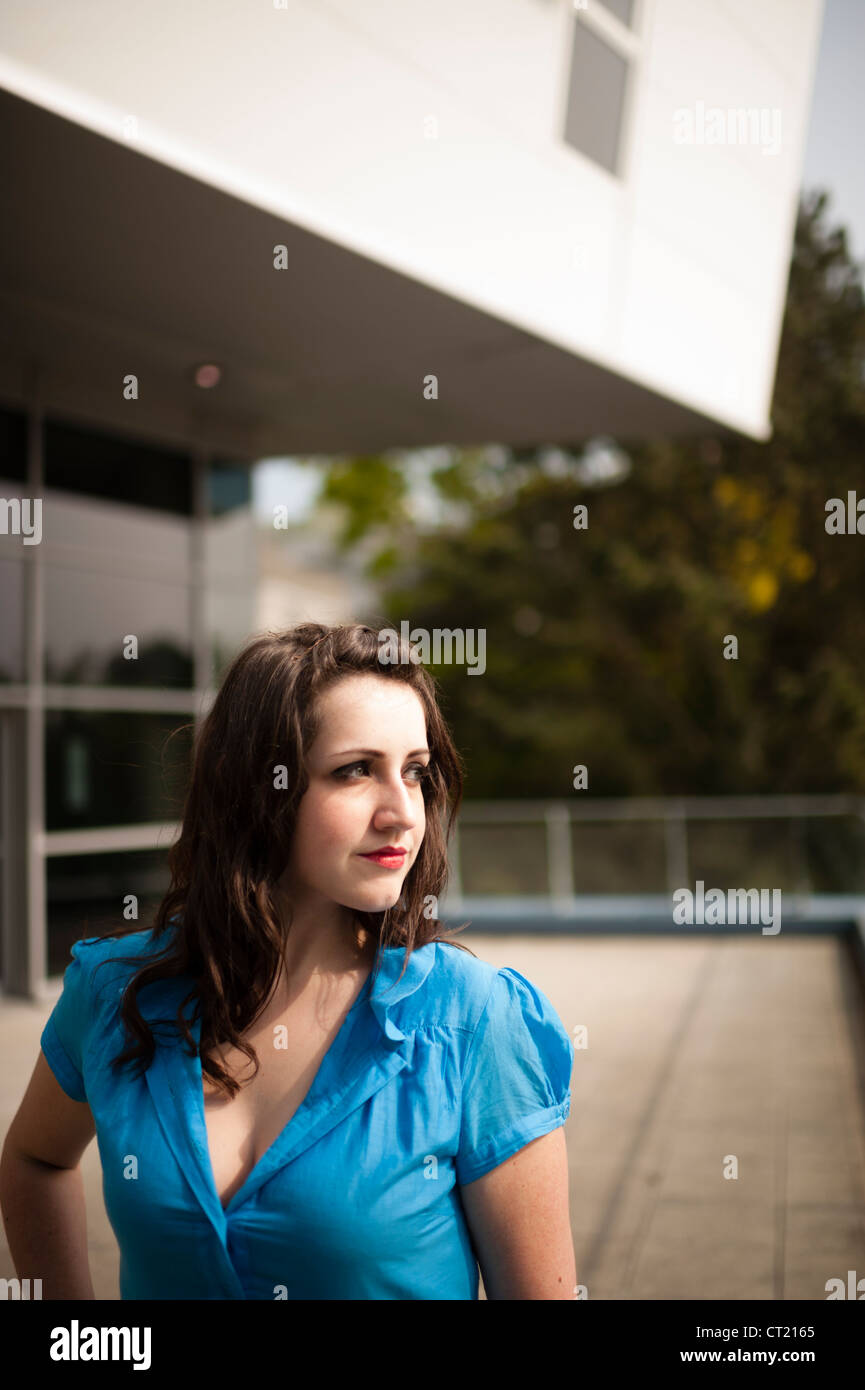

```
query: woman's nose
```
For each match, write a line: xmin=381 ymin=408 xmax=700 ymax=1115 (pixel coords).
xmin=374 ymin=776 xmax=419 ymax=825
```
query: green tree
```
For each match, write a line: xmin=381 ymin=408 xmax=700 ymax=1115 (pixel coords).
xmin=318 ymin=191 xmax=865 ymax=796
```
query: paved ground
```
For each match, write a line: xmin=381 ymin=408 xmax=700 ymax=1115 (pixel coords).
xmin=2 ymin=931 xmax=864 ymax=1300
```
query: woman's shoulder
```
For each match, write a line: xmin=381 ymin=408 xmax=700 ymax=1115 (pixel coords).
xmin=419 ymin=940 xmax=515 ymax=1033
xmin=42 ymin=926 xmax=179 ymax=1094
xmin=425 ymin=941 xmax=569 ymax=1045
xmin=429 ymin=939 xmax=497 ymax=990
xmin=65 ymin=925 xmax=176 ymax=1005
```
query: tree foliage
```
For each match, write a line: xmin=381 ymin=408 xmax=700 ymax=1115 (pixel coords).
xmin=319 ymin=192 xmax=865 ymax=796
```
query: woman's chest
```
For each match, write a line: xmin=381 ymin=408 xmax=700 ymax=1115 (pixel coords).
xmin=201 ymin=1008 xmax=349 ymax=1209
xmin=93 ymin=1021 xmax=465 ymax=1259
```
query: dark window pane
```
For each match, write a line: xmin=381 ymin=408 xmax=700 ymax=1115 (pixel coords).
xmin=45 ymin=418 xmax=193 ymax=516
xmin=207 ymin=591 xmax=256 ymax=689
xmin=596 ymin=0 xmax=634 ymax=26
xmin=563 ymin=20 xmax=629 ymax=175
xmin=46 ymin=849 xmax=172 ymax=976
xmin=0 ymin=557 xmax=24 ymax=681
xmin=209 ymin=458 xmax=252 ymax=515
xmin=44 ymin=561 xmax=193 ymax=687
xmin=0 ymin=405 xmax=27 ymax=482
xmin=0 ymin=724 xmax=4 ymax=978
xmin=44 ymin=710 xmax=193 ymax=831
xmin=0 ymin=429 xmax=31 ymax=683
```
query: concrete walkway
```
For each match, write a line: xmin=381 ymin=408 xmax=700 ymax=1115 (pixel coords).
xmin=2 ymin=931 xmax=864 ymax=1299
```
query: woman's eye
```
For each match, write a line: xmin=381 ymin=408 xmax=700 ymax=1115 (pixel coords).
xmin=333 ymin=761 xmax=368 ymax=779
xmin=333 ymin=761 xmax=431 ymax=781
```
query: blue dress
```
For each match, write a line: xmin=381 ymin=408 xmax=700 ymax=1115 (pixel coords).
xmin=41 ymin=927 xmax=573 ymax=1300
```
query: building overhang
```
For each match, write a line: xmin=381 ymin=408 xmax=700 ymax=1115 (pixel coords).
xmin=0 ymin=88 xmax=736 ymax=461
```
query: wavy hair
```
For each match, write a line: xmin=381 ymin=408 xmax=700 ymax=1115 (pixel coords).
xmin=95 ymin=620 xmax=473 ymax=1098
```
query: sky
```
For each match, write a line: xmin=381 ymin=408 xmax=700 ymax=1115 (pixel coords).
xmin=801 ymin=0 xmax=865 ymax=265
xmin=255 ymin=0 xmax=864 ymax=525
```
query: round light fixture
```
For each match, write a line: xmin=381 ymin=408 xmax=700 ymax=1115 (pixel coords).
xmin=194 ymin=363 xmax=222 ymax=389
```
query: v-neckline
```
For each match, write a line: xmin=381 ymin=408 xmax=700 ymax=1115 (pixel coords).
xmin=198 ymin=969 xmax=375 ymax=1214
xmin=141 ymin=941 xmax=436 ymax=1253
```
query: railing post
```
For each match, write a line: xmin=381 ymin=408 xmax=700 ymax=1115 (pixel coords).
xmin=664 ymin=800 xmax=688 ymax=898
xmin=444 ymin=815 xmax=464 ymax=915
xmin=546 ymin=802 xmax=575 ymax=914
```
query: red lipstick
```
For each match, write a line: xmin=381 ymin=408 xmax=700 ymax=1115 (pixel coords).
xmin=359 ymin=846 xmax=408 ymax=869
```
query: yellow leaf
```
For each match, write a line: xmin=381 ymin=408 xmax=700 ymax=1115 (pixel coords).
xmin=713 ymin=477 xmax=738 ymax=506
xmin=787 ymin=551 xmax=815 ymax=581
xmin=748 ymin=571 xmax=778 ymax=611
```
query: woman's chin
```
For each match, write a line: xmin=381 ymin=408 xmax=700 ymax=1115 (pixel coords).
xmin=362 ymin=886 xmax=404 ymax=912
xmin=336 ymin=883 xmax=404 ymax=914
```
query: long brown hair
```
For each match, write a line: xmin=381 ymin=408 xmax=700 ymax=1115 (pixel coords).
xmin=97 ymin=620 xmax=473 ymax=1098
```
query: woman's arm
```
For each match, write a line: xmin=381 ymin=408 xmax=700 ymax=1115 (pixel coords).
xmin=459 ymin=1127 xmax=576 ymax=1299
xmin=0 ymin=1051 xmax=97 ymax=1299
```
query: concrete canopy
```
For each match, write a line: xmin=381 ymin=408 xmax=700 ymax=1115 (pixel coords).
xmin=0 ymin=88 xmax=730 ymax=461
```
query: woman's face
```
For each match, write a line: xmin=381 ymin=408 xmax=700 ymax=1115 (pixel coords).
xmin=283 ymin=674 xmax=430 ymax=917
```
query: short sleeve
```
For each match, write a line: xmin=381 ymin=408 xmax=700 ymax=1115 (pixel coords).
xmin=455 ymin=966 xmax=574 ymax=1186
xmin=40 ymin=939 xmax=95 ymax=1102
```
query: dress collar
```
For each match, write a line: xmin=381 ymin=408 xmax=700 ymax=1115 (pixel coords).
xmin=135 ymin=936 xmax=437 ymax=1044
xmin=367 ymin=940 xmax=436 ymax=1042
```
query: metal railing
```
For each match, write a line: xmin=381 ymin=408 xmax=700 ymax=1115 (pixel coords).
xmin=441 ymin=796 xmax=865 ymax=930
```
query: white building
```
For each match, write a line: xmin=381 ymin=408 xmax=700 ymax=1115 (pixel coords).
xmin=0 ymin=0 xmax=824 ymax=448
xmin=0 ymin=0 xmax=825 ymax=991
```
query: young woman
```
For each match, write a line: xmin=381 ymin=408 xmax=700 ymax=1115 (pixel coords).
xmin=1 ymin=621 xmax=576 ymax=1299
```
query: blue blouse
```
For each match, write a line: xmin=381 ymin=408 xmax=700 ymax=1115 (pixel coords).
xmin=41 ymin=927 xmax=573 ymax=1300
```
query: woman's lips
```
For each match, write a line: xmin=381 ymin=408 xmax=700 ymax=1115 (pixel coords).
xmin=359 ymin=850 xmax=407 ymax=869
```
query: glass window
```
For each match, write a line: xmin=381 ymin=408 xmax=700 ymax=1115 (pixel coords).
xmin=44 ymin=710 xmax=193 ymax=831
xmin=206 ymin=585 xmax=258 ymax=688
xmin=45 ymin=418 xmax=193 ymax=516
xmin=44 ymin=561 xmax=194 ymax=686
xmin=563 ymin=19 xmax=629 ymax=175
xmin=0 ymin=414 xmax=30 ymax=683
xmin=0 ymin=404 xmax=27 ymax=482
xmin=596 ymin=0 xmax=634 ymax=26
xmin=0 ymin=720 xmax=5 ymax=979
xmin=209 ymin=458 xmax=252 ymax=516
xmin=46 ymin=848 xmax=173 ymax=976
xmin=204 ymin=462 xmax=256 ymax=687
xmin=41 ymin=483 xmax=193 ymax=563
xmin=0 ymin=557 xmax=24 ymax=682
